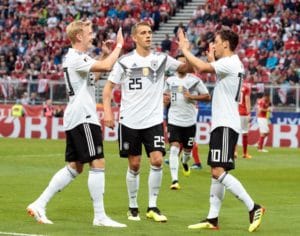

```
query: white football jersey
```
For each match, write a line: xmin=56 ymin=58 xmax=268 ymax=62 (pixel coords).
xmin=108 ymin=50 xmax=181 ymax=129
xmin=62 ymin=48 xmax=99 ymax=130
xmin=210 ymin=54 xmax=244 ymax=133
xmin=165 ymin=73 xmax=209 ymax=127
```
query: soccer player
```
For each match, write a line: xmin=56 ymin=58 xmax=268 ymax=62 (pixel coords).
xmin=103 ymin=22 xmax=189 ymax=222
xmin=256 ymin=93 xmax=271 ymax=152
xmin=237 ymin=81 xmax=252 ymax=159
xmin=178 ymin=27 xmax=265 ymax=232
xmin=164 ymin=54 xmax=210 ymax=190
xmin=27 ymin=20 xmax=127 ymax=228
xmin=191 ymin=142 xmax=202 ymax=169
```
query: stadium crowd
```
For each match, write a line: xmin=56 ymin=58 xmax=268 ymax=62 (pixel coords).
xmin=182 ymin=0 xmax=300 ymax=105
xmin=0 ymin=0 xmax=299 ymax=106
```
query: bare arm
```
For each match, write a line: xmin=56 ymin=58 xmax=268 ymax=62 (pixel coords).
xmin=184 ymin=91 xmax=211 ymax=102
xmin=176 ymin=61 xmax=194 ymax=74
xmin=245 ymin=94 xmax=251 ymax=114
xmin=102 ymin=80 xmax=116 ymax=128
xmin=177 ymin=28 xmax=215 ymax=73
xmin=163 ymin=92 xmax=171 ymax=107
xmin=90 ymin=28 xmax=124 ymax=73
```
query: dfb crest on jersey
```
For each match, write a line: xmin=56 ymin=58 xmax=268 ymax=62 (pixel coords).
xmin=150 ymin=60 xmax=159 ymax=70
xmin=143 ymin=67 xmax=149 ymax=76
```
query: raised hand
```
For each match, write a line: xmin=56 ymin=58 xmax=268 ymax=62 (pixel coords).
xmin=116 ymin=27 xmax=124 ymax=47
xmin=206 ymin=42 xmax=215 ymax=62
xmin=177 ymin=28 xmax=190 ymax=51
xmin=101 ymin=40 xmax=115 ymax=55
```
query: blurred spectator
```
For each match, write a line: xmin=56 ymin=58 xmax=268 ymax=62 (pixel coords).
xmin=12 ymin=101 xmax=25 ymax=117
xmin=161 ymin=34 xmax=171 ymax=52
xmin=54 ymin=105 xmax=64 ymax=117
xmin=43 ymin=99 xmax=54 ymax=117
xmin=259 ymin=34 xmax=274 ymax=52
xmin=286 ymin=68 xmax=299 ymax=85
xmin=20 ymin=92 xmax=29 ymax=105
xmin=29 ymin=92 xmax=41 ymax=105
xmin=152 ymin=5 xmax=161 ymax=31
xmin=159 ymin=0 xmax=172 ymax=23
xmin=0 ymin=60 xmax=8 ymax=77
xmin=265 ymin=51 xmax=278 ymax=70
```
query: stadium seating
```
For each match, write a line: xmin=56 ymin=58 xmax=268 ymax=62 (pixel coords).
xmin=0 ymin=0 xmax=299 ymax=107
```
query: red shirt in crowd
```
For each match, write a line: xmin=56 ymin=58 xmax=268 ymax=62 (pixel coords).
xmin=239 ymin=82 xmax=251 ymax=116
xmin=257 ymin=97 xmax=270 ymax=118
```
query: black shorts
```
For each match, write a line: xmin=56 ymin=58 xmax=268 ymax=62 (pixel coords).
xmin=168 ymin=123 xmax=196 ymax=149
xmin=65 ymin=123 xmax=104 ymax=164
xmin=118 ymin=123 xmax=166 ymax=158
xmin=207 ymin=127 xmax=238 ymax=171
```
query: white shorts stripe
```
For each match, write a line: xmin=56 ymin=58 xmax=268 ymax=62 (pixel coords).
xmin=84 ymin=123 xmax=96 ymax=156
xmin=222 ymin=128 xmax=228 ymax=162
xmin=119 ymin=123 xmax=122 ymax=151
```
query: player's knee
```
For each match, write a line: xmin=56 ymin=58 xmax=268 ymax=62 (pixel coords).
xmin=129 ymin=161 xmax=140 ymax=172
xmin=68 ymin=162 xmax=84 ymax=174
xmin=211 ymin=167 xmax=225 ymax=179
xmin=150 ymin=157 xmax=163 ymax=167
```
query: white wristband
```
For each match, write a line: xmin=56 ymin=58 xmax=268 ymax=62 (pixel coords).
xmin=116 ymin=43 xmax=122 ymax=49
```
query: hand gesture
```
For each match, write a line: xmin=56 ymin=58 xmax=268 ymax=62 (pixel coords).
xmin=104 ymin=110 xmax=115 ymax=129
xmin=177 ymin=28 xmax=190 ymax=51
xmin=101 ymin=40 xmax=115 ymax=55
xmin=206 ymin=42 xmax=215 ymax=62
xmin=116 ymin=27 xmax=124 ymax=47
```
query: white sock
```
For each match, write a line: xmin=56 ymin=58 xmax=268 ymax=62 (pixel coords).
xmin=88 ymin=168 xmax=106 ymax=220
xmin=182 ymin=150 xmax=191 ymax=164
xmin=207 ymin=178 xmax=225 ymax=219
xmin=35 ymin=166 xmax=78 ymax=208
xmin=169 ymin=146 xmax=180 ymax=182
xmin=126 ymin=168 xmax=140 ymax=208
xmin=148 ymin=165 xmax=162 ymax=208
xmin=220 ymin=172 xmax=254 ymax=211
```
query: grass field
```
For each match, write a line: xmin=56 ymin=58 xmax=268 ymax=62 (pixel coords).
xmin=0 ymin=138 xmax=299 ymax=236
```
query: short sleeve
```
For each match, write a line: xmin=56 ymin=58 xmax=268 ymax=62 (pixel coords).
xmin=107 ymin=61 xmax=124 ymax=84
xmin=166 ymin=55 xmax=182 ymax=72
xmin=197 ymin=79 xmax=209 ymax=94
xmin=210 ymin=57 xmax=231 ymax=78
xmin=74 ymin=54 xmax=96 ymax=73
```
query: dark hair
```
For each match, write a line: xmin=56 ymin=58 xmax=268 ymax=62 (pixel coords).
xmin=216 ymin=29 xmax=239 ymax=51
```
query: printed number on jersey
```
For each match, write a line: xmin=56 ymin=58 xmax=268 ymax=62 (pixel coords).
xmin=63 ymin=67 xmax=74 ymax=96
xmin=154 ymin=136 xmax=165 ymax=148
xmin=129 ymin=78 xmax=142 ymax=90
xmin=211 ymin=149 xmax=221 ymax=162
xmin=235 ymin=72 xmax=243 ymax=102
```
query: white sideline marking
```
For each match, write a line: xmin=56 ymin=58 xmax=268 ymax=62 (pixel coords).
xmin=0 ymin=232 xmax=45 ymax=236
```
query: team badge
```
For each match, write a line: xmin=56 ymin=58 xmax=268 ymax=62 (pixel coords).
xmin=123 ymin=142 xmax=130 ymax=150
xmin=143 ymin=67 xmax=149 ymax=76
xmin=97 ymin=146 xmax=102 ymax=154
xmin=150 ymin=60 xmax=159 ymax=70
xmin=178 ymin=85 xmax=183 ymax=93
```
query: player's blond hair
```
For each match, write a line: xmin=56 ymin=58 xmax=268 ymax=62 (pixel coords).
xmin=66 ymin=20 xmax=92 ymax=44
xmin=131 ymin=21 xmax=152 ymax=35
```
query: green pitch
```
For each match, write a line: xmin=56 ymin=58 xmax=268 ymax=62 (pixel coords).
xmin=0 ymin=138 xmax=299 ymax=236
